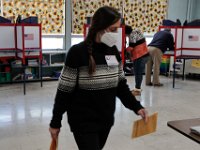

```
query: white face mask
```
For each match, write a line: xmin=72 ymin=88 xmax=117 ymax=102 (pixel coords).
xmin=100 ymin=32 xmax=119 ymax=47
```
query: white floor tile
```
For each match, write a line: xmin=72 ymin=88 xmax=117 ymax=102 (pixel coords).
xmin=0 ymin=76 xmax=200 ymax=149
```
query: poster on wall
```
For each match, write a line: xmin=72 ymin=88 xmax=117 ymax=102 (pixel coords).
xmin=191 ymin=59 xmax=200 ymax=68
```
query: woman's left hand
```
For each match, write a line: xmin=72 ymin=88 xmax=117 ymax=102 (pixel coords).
xmin=137 ymin=108 xmax=148 ymax=123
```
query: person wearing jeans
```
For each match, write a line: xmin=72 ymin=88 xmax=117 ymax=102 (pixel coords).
xmin=133 ymin=54 xmax=149 ymax=93
xmin=125 ymin=25 xmax=149 ymax=96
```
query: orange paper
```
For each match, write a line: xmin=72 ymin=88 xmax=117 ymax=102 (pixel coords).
xmin=132 ymin=112 xmax=158 ymax=138
xmin=50 ymin=138 xmax=58 ymax=150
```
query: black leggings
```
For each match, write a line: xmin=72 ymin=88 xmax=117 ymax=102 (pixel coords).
xmin=73 ymin=128 xmax=111 ymax=150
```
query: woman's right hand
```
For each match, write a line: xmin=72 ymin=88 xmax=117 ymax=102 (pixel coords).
xmin=49 ymin=127 xmax=60 ymax=139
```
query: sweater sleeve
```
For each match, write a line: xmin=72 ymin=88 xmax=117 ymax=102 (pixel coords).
xmin=116 ymin=62 xmax=144 ymax=114
xmin=50 ymin=89 xmax=74 ymax=128
xmin=50 ymin=45 xmax=79 ymax=128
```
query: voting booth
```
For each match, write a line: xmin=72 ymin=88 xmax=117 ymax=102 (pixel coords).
xmin=159 ymin=26 xmax=200 ymax=87
xmin=0 ymin=23 xmax=42 ymax=94
xmin=16 ymin=24 xmax=42 ymax=64
xmin=0 ymin=24 xmax=16 ymax=58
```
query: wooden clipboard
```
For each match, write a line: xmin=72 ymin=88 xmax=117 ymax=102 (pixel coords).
xmin=50 ymin=138 xmax=58 ymax=150
xmin=132 ymin=112 xmax=158 ymax=138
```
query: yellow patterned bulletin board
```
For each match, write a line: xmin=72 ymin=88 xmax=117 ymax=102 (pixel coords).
xmin=2 ymin=0 xmax=64 ymax=34
xmin=1 ymin=0 xmax=168 ymax=34
xmin=72 ymin=0 xmax=168 ymax=34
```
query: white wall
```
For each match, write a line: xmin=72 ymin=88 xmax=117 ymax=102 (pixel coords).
xmin=167 ymin=0 xmax=200 ymax=25
xmin=167 ymin=0 xmax=188 ymax=24
xmin=191 ymin=0 xmax=200 ymax=20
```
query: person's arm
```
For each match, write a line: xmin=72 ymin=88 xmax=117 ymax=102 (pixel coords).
xmin=114 ymin=49 xmax=148 ymax=122
xmin=116 ymin=62 xmax=144 ymax=113
xmin=116 ymin=70 xmax=148 ymax=122
xmin=50 ymin=88 xmax=75 ymax=128
xmin=49 ymin=49 xmax=79 ymax=140
xmin=50 ymin=45 xmax=79 ymax=129
xmin=116 ymin=77 xmax=144 ymax=113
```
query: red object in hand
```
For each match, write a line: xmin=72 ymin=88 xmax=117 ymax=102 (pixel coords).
xmin=50 ymin=138 xmax=58 ymax=150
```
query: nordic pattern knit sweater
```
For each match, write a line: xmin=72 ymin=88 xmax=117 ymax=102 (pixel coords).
xmin=50 ymin=41 xmax=144 ymax=133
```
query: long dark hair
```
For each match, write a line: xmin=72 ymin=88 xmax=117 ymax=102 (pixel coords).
xmin=85 ymin=6 xmax=121 ymax=75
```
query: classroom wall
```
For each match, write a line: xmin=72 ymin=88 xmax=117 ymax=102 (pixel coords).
xmin=167 ymin=0 xmax=200 ymax=25
xmin=0 ymin=1 xmax=2 ymax=15
xmin=191 ymin=0 xmax=200 ymax=20
xmin=167 ymin=0 xmax=188 ymax=24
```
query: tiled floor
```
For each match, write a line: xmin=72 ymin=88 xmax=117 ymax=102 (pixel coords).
xmin=0 ymin=75 xmax=200 ymax=149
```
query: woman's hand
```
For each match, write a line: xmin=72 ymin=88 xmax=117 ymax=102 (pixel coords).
xmin=49 ymin=127 xmax=60 ymax=140
xmin=137 ymin=108 xmax=148 ymax=123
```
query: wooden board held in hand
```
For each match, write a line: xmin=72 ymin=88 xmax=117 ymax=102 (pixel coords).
xmin=132 ymin=112 xmax=158 ymax=138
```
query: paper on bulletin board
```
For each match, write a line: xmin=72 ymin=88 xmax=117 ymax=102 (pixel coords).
xmin=132 ymin=112 xmax=158 ymax=139
xmin=191 ymin=59 xmax=200 ymax=68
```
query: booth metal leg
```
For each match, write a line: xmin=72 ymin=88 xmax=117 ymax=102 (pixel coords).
xmin=173 ymin=62 xmax=176 ymax=88
xmin=23 ymin=66 xmax=26 ymax=95
xmin=40 ymin=61 xmax=43 ymax=87
xmin=182 ymin=59 xmax=185 ymax=80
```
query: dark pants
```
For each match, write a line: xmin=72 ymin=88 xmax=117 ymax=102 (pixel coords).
xmin=73 ymin=128 xmax=111 ymax=150
xmin=133 ymin=54 xmax=149 ymax=89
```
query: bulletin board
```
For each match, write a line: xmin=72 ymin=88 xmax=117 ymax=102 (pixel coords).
xmin=0 ymin=24 xmax=15 ymax=50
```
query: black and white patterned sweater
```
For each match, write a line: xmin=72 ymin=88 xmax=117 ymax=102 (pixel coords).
xmin=50 ymin=41 xmax=144 ymax=132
